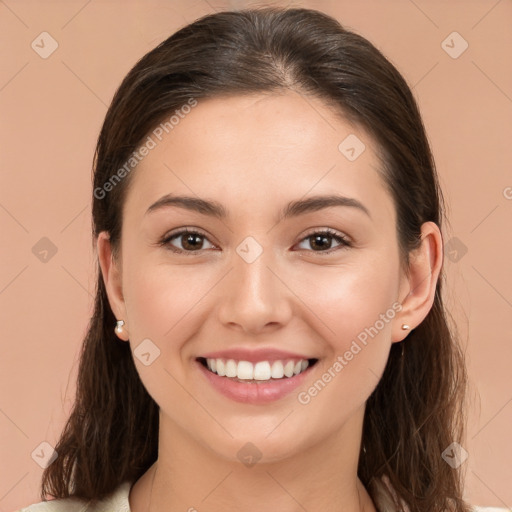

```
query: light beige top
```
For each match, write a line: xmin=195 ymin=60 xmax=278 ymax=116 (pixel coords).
xmin=16 ymin=476 xmax=510 ymax=512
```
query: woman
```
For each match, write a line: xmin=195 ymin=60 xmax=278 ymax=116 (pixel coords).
xmin=16 ymin=6 xmax=505 ymax=512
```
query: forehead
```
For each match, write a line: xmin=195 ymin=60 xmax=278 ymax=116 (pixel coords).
xmin=124 ymin=91 xmax=395 ymax=227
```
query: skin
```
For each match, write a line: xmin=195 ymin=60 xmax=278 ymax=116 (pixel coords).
xmin=97 ymin=91 xmax=443 ymax=512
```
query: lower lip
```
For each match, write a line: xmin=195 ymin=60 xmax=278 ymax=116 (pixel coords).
xmin=196 ymin=360 xmax=316 ymax=405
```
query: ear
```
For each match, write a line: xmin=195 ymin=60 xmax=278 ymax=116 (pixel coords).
xmin=97 ymin=231 xmax=129 ymax=342
xmin=393 ymin=221 xmax=443 ymax=343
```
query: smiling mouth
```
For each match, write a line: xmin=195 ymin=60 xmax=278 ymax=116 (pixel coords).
xmin=196 ymin=357 xmax=318 ymax=384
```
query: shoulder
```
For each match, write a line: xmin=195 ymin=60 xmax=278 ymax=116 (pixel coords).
xmin=15 ymin=481 xmax=133 ymax=512
xmin=471 ymin=508 xmax=511 ymax=512
xmin=372 ymin=474 xmax=509 ymax=512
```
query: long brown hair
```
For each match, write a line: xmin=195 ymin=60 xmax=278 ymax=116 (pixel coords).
xmin=41 ymin=7 xmax=470 ymax=512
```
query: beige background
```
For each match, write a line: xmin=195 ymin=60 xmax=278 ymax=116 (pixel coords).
xmin=1 ymin=0 xmax=511 ymax=510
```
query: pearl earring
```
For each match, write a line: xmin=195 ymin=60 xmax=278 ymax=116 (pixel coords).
xmin=401 ymin=324 xmax=410 ymax=330
xmin=115 ymin=320 xmax=125 ymax=334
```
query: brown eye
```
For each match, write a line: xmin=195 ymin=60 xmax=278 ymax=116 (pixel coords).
xmin=296 ymin=229 xmax=351 ymax=254
xmin=160 ymin=228 xmax=215 ymax=253
xmin=158 ymin=227 xmax=351 ymax=256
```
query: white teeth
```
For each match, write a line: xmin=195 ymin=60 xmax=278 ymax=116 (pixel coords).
xmin=270 ymin=360 xmax=284 ymax=379
xmin=225 ymin=359 xmax=237 ymax=377
xmin=284 ymin=360 xmax=295 ymax=378
xmin=253 ymin=361 xmax=271 ymax=380
xmin=216 ymin=359 xmax=226 ymax=377
xmin=204 ymin=357 xmax=312 ymax=381
xmin=237 ymin=360 xmax=253 ymax=380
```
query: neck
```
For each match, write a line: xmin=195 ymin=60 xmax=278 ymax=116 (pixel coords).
xmin=130 ymin=408 xmax=377 ymax=512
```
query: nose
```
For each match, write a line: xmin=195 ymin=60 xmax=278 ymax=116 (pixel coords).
xmin=216 ymin=248 xmax=294 ymax=334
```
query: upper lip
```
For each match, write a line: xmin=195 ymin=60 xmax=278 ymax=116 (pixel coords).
xmin=198 ymin=348 xmax=316 ymax=363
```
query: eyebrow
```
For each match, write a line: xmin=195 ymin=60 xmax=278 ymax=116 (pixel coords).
xmin=145 ymin=193 xmax=371 ymax=221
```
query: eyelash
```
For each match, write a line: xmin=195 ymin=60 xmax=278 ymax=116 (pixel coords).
xmin=158 ymin=227 xmax=352 ymax=256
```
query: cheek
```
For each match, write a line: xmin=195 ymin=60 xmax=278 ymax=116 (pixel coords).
xmin=292 ymin=268 xmax=397 ymax=436
xmin=119 ymin=241 xmax=399 ymax=447
xmin=294 ymin=255 xmax=398 ymax=397
xmin=297 ymin=254 xmax=399 ymax=344
xmin=124 ymin=243 xmax=399 ymax=349
xmin=122 ymin=239 xmax=213 ymax=340
xmin=121 ymin=260 xmax=209 ymax=419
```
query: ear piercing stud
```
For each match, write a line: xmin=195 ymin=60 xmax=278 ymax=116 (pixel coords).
xmin=115 ymin=319 xmax=411 ymax=334
xmin=115 ymin=320 xmax=125 ymax=334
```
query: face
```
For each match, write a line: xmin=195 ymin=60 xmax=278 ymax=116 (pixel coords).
xmin=101 ymin=91 xmax=412 ymax=464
